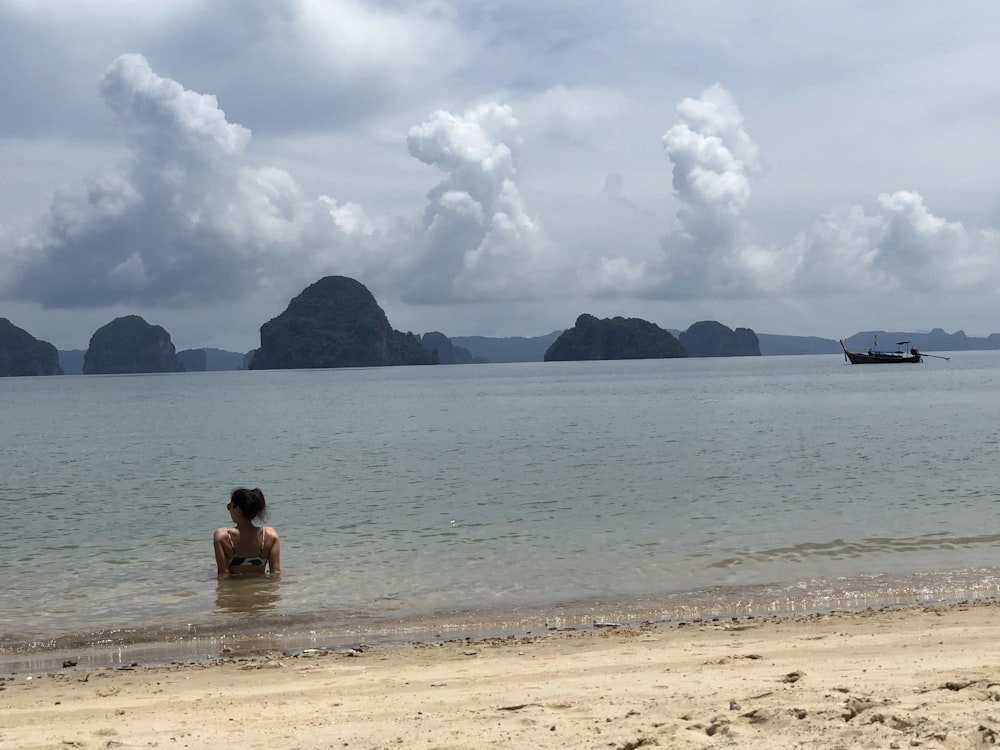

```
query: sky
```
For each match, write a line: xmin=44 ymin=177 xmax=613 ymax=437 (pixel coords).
xmin=2 ymin=1 xmax=999 ymax=352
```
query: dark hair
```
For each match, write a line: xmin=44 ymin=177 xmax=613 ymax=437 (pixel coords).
xmin=230 ymin=487 xmax=268 ymax=521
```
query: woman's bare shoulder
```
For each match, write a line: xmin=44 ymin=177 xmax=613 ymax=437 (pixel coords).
xmin=213 ymin=527 xmax=233 ymax=540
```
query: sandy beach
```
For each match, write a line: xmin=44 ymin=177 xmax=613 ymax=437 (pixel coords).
xmin=3 ymin=602 xmax=1000 ymax=749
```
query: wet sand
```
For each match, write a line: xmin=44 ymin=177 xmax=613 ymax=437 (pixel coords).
xmin=3 ymin=601 xmax=999 ymax=749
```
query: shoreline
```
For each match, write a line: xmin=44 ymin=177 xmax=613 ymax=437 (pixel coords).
xmin=3 ymin=600 xmax=1000 ymax=748
xmin=9 ymin=563 xmax=1000 ymax=653
xmin=6 ymin=587 xmax=1000 ymax=676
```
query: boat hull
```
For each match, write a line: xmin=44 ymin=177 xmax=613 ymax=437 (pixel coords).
xmin=840 ymin=340 xmax=922 ymax=364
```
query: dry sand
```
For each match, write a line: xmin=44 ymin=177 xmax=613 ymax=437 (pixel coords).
xmin=3 ymin=602 xmax=1000 ymax=749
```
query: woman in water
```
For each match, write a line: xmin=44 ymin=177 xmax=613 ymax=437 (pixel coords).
xmin=214 ymin=487 xmax=281 ymax=577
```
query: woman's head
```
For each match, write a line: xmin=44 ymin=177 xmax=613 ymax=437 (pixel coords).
xmin=229 ymin=487 xmax=268 ymax=521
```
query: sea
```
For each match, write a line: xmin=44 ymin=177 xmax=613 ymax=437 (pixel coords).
xmin=2 ymin=351 xmax=999 ymax=673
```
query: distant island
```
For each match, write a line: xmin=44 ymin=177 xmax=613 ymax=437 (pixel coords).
xmin=57 ymin=349 xmax=87 ymax=375
xmin=755 ymin=335 xmax=842 ymax=356
xmin=248 ymin=276 xmax=437 ymax=370
xmin=451 ymin=332 xmax=562 ymax=363
xmin=37 ymin=326 xmax=1000 ymax=377
xmin=0 ymin=318 xmax=63 ymax=376
xmin=679 ymin=321 xmax=760 ymax=357
xmin=83 ymin=315 xmax=184 ymax=374
xmin=461 ymin=327 xmax=990 ymax=362
xmin=754 ymin=329 xmax=1000 ymax=356
xmin=544 ymin=314 xmax=688 ymax=361
xmin=842 ymin=329 xmax=1000 ymax=353
xmin=7 ymin=275 xmax=1000 ymax=377
xmin=177 ymin=348 xmax=207 ymax=372
xmin=420 ymin=332 xmax=487 ymax=364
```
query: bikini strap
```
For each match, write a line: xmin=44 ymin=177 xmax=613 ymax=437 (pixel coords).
xmin=259 ymin=527 xmax=266 ymax=556
xmin=226 ymin=529 xmax=236 ymax=555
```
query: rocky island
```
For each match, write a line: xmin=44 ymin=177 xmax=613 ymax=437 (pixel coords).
xmin=83 ymin=315 xmax=185 ymax=374
xmin=679 ymin=320 xmax=760 ymax=357
xmin=0 ymin=318 xmax=63 ymax=376
xmin=249 ymin=276 xmax=437 ymax=370
xmin=420 ymin=332 xmax=486 ymax=364
xmin=544 ymin=314 xmax=688 ymax=361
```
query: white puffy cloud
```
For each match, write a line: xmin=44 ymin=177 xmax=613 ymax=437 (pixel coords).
xmin=652 ymin=84 xmax=763 ymax=298
xmin=2 ymin=42 xmax=1000 ymax=347
xmin=579 ymin=255 xmax=647 ymax=297
xmin=100 ymin=53 xmax=251 ymax=157
xmin=0 ymin=54 xmax=390 ymax=308
xmin=664 ymin=84 xmax=761 ymax=217
xmin=788 ymin=191 xmax=1000 ymax=294
xmin=589 ymin=83 xmax=1000 ymax=308
xmin=585 ymin=84 xmax=764 ymax=299
xmin=0 ymin=55 xmax=564 ymax=318
xmin=5 ymin=2 xmax=1000 ymax=349
xmin=404 ymin=102 xmax=558 ymax=302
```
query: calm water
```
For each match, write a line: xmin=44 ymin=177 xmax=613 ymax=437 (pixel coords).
xmin=2 ymin=352 xmax=999 ymax=670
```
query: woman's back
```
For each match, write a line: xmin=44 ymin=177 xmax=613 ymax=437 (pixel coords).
xmin=214 ymin=487 xmax=281 ymax=576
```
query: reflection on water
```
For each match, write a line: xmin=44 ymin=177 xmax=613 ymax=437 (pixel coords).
xmin=215 ymin=576 xmax=282 ymax=615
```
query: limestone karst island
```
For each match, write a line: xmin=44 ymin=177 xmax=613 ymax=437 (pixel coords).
xmin=6 ymin=275 xmax=1000 ymax=376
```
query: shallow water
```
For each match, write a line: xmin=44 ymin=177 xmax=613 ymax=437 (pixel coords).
xmin=3 ymin=352 xmax=999 ymax=671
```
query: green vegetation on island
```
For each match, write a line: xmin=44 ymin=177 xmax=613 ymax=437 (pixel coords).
xmin=544 ymin=314 xmax=688 ymax=361
xmin=0 ymin=318 xmax=64 ymax=376
xmin=420 ymin=332 xmax=487 ymax=364
xmin=679 ymin=320 xmax=760 ymax=357
xmin=249 ymin=276 xmax=438 ymax=370
xmin=83 ymin=315 xmax=184 ymax=374
xmin=12 ymin=281 xmax=1000 ymax=374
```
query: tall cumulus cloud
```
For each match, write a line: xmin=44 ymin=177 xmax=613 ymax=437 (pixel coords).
xmin=588 ymin=84 xmax=999 ymax=303
xmin=2 ymin=54 xmax=319 ymax=307
xmin=404 ymin=103 xmax=556 ymax=303
xmin=3 ymin=60 xmax=997 ymax=319
xmin=0 ymin=55 xmax=558 ymax=312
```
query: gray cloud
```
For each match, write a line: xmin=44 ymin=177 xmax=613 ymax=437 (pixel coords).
xmin=3 ymin=2 xmax=1000 ymax=348
xmin=586 ymin=84 xmax=1000 ymax=308
xmin=582 ymin=84 xmax=763 ymax=299
xmin=0 ymin=1 xmax=465 ymax=139
xmin=4 ymin=62 xmax=996 ymax=326
xmin=2 ymin=55 xmax=364 ymax=308
xmin=788 ymin=191 xmax=999 ymax=295
xmin=99 ymin=53 xmax=251 ymax=157
xmin=652 ymin=84 xmax=763 ymax=298
xmin=0 ymin=56 xmax=564 ymax=316
xmin=153 ymin=1 xmax=466 ymax=134
xmin=403 ymin=102 xmax=558 ymax=303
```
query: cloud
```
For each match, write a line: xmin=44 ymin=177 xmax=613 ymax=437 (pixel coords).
xmin=0 ymin=55 xmax=562 ymax=315
xmin=403 ymin=102 xmax=558 ymax=302
xmin=99 ymin=53 xmax=251 ymax=156
xmin=787 ymin=191 xmax=1000 ymax=294
xmin=583 ymin=84 xmax=764 ymax=299
xmin=516 ymin=85 xmax=632 ymax=140
xmin=169 ymin=0 xmax=468 ymax=134
xmin=585 ymin=83 xmax=1000 ymax=306
xmin=2 ymin=48 xmax=997 ymax=345
xmin=0 ymin=1 xmax=465 ymax=138
xmin=649 ymin=84 xmax=763 ymax=298
xmin=0 ymin=54 xmax=382 ymax=308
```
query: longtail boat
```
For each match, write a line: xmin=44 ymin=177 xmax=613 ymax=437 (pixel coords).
xmin=840 ymin=337 xmax=923 ymax=364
